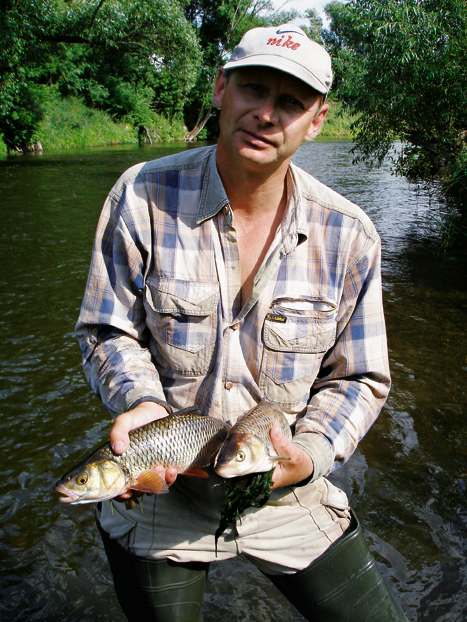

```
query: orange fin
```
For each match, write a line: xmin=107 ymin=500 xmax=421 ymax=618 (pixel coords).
xmin=125 ymin=497 xmax=139 ymax=510
xmin=131 ymin=470 xmax=169 ymax=494
xmin=180 ymin=466 xmax=209 ymax=479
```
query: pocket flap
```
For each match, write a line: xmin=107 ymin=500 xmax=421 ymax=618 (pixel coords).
xmin=146 ymin=276 xmax=219 ymax=316
xmin=264 ymin=317 xmax=336 ymax=353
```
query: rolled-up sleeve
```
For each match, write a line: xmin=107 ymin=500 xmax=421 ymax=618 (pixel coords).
xmin=75 ymin=190 xmax=169 ymax=418
xmin=293 ymin=236 xmax=391 ymax=480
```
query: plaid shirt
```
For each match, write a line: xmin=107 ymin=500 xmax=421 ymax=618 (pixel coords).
xmin=76 ymin=145 xmax=390 ymax=480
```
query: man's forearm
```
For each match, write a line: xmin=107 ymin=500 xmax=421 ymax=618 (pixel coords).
xmin=76 ymin=326 xmax=168 ymax=417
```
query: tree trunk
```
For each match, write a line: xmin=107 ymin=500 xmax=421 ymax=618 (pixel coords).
xmin=139 ymin=125 xmax=153 ymax=144
xmin=184 ymin=106 xmax=214 ymax=142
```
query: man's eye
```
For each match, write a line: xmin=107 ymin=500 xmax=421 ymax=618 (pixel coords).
xmin=244 ymin=83 xmax=264 ymax=94
xmin=283 ymin=97 xmax=304 ymax=110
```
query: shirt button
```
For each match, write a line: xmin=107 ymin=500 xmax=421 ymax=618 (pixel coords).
xmin=231 ymin=323 xmax=240 ymax=330
xmin=223 ymin=205 xmax=229 ymax=215
xmin=224 ymin=381 xmax=233 ymax=390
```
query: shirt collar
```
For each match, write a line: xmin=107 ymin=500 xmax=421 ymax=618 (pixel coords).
xmin=196 ymin=147 xmax=229 ymax=224
xmin=288 ymin=162 xmax=310 ymax=246
xmin=274 ymin=165 xmax=309 ymax=256
xmin=196 ymin=148 xmax=309 ymax=250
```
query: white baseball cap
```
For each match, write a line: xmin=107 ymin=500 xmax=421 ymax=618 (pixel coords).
xmin=223 ymin=24 xmax=333 ymax=95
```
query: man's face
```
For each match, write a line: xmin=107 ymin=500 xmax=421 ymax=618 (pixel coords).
xmin=213 ymin=66 xmax=328 ymax=173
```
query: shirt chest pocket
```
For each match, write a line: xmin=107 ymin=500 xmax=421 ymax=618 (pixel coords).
xmin=259 ymin=298 xmax=337 ymax=408
xmin=144 ymin=276 xmax=219 ymax=376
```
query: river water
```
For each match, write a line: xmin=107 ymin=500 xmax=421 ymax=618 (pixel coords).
xmin=0 ymin=141 xmax=465 ymax=621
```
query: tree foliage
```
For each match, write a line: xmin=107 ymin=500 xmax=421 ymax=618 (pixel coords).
xmin=0 ymin=0 xmax=334 ymax=150
xmin=0 ymin=0 xmax=202 ymax=150
xmin=324 ymin=0 xmax=467 ymax=203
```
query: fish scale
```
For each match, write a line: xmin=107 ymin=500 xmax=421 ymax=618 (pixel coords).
xmin=55 ymin=411 xmax=230 ymax=504
xmin=232 ymin=401 xmax=292 ymax=445
xmin=102 ymin=413 xmax=229 ymax=476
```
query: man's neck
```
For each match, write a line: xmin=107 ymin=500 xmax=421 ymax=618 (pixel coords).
xmin=215 ymin=142 xmax=291 ymax=305
xmin=215 ymin=145 xmax=290 ymax=216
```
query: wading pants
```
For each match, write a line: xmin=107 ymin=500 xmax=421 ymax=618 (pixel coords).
xmin=98 ymin=511 xmax=408 ymax=622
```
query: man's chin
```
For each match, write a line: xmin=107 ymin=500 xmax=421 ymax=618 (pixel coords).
xmin=236 ymin=147 xmax=287 ymax=171
xmin=236 ymin=142 xmax=277 ymax=162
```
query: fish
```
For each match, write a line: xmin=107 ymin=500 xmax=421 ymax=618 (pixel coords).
xmin=213 ymin=401 xmax=292 ymax=478
xmin=55 ymin=408 xmax=231 ymax=505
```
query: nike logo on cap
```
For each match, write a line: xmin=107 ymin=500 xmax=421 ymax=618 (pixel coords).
xmin=276 ymin=29 xmax=305 ymax=36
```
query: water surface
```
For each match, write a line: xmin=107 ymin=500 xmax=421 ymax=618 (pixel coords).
xmin=0 ymin=140 xmax=465 ymax=621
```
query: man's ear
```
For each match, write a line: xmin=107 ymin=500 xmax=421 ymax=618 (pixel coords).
xmin=304 ymin=103 xmax=330 ymax=142
xmin=212 ymin=68 xmax=227 ymax=108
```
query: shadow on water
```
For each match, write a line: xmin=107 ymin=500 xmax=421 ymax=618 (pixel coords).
xmin=0 ymin=141 xmax=466 ymax=621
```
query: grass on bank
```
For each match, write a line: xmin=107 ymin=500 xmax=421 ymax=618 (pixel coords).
xmin=320 ymin=101 xmax=355 ymax=138
xmin=34 ymin=96 xmax=186 ymax=150
xmin=36 ymin=97 xmax=138 ymax=150
xmin=0 ymin=95 xmax=355 ymax=156
xmin=0 ymin=94 xmax=186 ymax=154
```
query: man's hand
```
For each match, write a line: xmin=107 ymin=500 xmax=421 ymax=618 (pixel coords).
xmin=270 ymin=426 xmax=314 ymax=489
xmin=110 ymin=401 xmax=178 ymax=500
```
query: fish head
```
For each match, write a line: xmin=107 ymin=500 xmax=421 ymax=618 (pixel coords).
xmin=55 ymin=459 xmax=127 ymax=504
xmin=214 ymin=431 xmax=271 ymax=477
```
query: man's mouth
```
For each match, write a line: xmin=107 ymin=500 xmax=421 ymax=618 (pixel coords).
xmin=241 ymin=129 xmax=276 ymax=147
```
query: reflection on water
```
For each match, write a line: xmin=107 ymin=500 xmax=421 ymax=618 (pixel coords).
xmin=0 ymin=141 xmax=465 ymax=621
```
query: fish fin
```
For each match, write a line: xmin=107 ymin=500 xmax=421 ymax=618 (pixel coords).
xmin=176 ymin=406 xmax=202 ymax=416
xmin=130 ymin=471 xmax=169 ymax=494
xmin=180 ymin=466 xmax=209 ymax=479
xmin=125 ymin=497 xmax=139 ymax=510
xmin=270 ymin=456 xmax=291 ymax=463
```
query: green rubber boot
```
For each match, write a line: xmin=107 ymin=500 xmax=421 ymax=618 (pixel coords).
xmin=265 ymin=511 xmax=409 ymax=622
xmin=98 ymin=522 xmax=208 ymax=622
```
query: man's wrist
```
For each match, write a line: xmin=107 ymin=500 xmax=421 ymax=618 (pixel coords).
xmin=125 ymin=395 xmax=172 ymax=415
xmin=292 ymin=433 xmax=334 ymax=482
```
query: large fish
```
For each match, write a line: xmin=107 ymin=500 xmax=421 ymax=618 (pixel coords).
xmin=214 ymin=401 xmax=292 ymax=478
xmin=55 ymin=408 xmax=230 ymax=504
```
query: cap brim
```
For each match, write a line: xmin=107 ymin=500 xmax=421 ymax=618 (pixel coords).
xmin=223 ymin=54 xmax=329 ymax=94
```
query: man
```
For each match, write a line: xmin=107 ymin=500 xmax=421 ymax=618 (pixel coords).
xmin=76 ymin=24 xmax=408 ymax=621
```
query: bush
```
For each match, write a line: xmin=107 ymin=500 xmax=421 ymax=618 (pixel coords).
xmin=35 ymin=95 xmax=137 ymax=150
xmin=444 ymin=144 xmax=467 ymax=211
xmin=319 ymin=101 xmax=354 ymax=138
xmin=33 ymin=92 xmax=186 ymax=151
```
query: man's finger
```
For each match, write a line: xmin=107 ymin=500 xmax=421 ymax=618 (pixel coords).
xmin=110 ymin=413 xmax=132 ymax=454
xmin=270 ymin=425 xmax=293 ymax=455
xmin=165 ymin=468 xmax=178 ymax=486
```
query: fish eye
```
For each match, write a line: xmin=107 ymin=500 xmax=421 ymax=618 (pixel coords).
xmin=236 ymin=451 xmax=246 ymax=462
xmin=76 ymin=473 xmax=88 ymax=486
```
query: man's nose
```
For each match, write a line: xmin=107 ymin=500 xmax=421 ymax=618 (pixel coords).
xmin=255 ymin=98 xmax=278 ymax=124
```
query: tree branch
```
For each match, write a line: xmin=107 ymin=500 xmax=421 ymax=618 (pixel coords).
xmin=89 ymin=0 xmax=109 ymax=29
xmin=41 ymin=34 xmax=147 ymax=51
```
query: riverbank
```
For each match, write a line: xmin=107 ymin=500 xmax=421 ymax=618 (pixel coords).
xmin=0 ymin=96 xmax=186 ymax=155
xmin=0 ymin=98 xmax=354 ymax=156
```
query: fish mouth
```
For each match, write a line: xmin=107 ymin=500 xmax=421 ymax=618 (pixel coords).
xmin=55 ymin=484 xmax=80 ymax=504
xmin=214 ymin=464 xmax=245 ymax=478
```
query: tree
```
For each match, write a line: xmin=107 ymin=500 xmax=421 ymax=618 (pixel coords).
xmin=324 ymin=0 xmax=467 ymax=205
xmin=0 ymin=0 xmax=202 ymax=150
xmin=301 ymin=8 xmax=324 ymax=44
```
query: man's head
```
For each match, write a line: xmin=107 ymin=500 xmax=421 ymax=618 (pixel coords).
xmin=223 ymin=24 xmax=332 ymax=98
xmin=213 ymin=26 xmax=332 ymax=174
